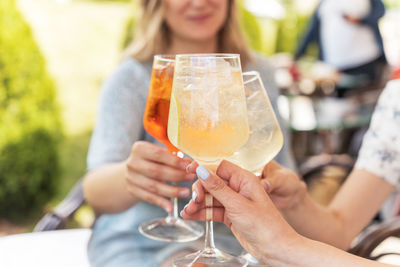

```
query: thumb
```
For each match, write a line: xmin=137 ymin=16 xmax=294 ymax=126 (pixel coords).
xmin=261 ymin=172 xmax=280 ymax=193
xmin=196 ymin=165 xmax=245 ymax=210
xmin=262 ymin=161 xmax=281 ymax=177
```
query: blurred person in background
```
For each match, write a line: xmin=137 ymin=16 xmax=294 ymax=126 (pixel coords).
xmin=185 ymin=75 xmax=400 ymax=259
xmin=182 ymin=159 xmax=398 ymax=267
xmin=295 ymin=0 xmax=387 ymax=97
xmin=82 ymin=0 xmax=295 ymax=266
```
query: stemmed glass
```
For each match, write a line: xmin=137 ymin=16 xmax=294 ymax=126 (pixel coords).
xmin=228 ymin=71 xmax=283 ymax=266
xmin=168 ymin=54 xmax=249 ymax=266
xmin=228 ymin=71 xmax=283 ymax=175
xmin=139 ymin=55 xmax=204 ymax=242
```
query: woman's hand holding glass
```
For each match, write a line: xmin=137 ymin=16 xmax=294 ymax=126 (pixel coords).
xmin=125 ymin=141 xmax=195 ymax=213
xmin=260 ymin=161 xmax=307 ymax=211
xmin=186 ymin=160 xmax=308 ymax=221
xmin=168 ymin=53 xmax=248 ymax=266
xmin=181 ymin=160 xmax=303 ymax=266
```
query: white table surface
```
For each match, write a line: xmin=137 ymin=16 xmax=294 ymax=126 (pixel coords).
xmin=0 ymin=228 xmax=91 ymax=267
xmin=0 ymin=228 xmax=399 ymax=266
xmin=372 ymin=237 xmax=400 ymax=265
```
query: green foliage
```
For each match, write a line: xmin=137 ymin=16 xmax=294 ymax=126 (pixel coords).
xmin=275 ymin=7 xmax=311 ymax=54
xmin=383 ymin=0 xmax=400 ymax=9
xmin=79 ymin=0 xmax=131 ymax=2
xmin=121 ymin=15 xmax=136 ymax=49
xmin=0 ymin=0 xmax=62 ymax=221
xmin=239 ymin=6 xmax=263 ymax=53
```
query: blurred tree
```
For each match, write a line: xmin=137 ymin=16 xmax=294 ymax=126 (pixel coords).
xmin=383 ymin=0 xmax=400 ymax=8
xmin=0 ymin=0 xmax=62 ymax=221
xmin=239 ymin=6 xmax=263 ymax=53
xmin=276 ymin=0 xmax=312 ymax=54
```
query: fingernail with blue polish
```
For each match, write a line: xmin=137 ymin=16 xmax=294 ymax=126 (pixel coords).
xmin=192 ymin=191 xmax=198 ymax=201
xmin=196 ymin=165 xmax=209 ymax=180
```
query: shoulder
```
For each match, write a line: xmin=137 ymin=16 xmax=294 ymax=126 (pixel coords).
xmin=100 ymin=57 xmax=152 ymax=100
xmin=245 ymin=52 xmax=275 ymax=73
xmin=105 ymin=58 xmax=152 ymax=88
xmin=245 ymin=52 xmax=279 ymax=96
xmin=372 ymin=79 xmax=400 ymax=121
xmin=368 ymin=79 xmax=400 ymax=130
xmin=354 ymin=79 xmax=400 ymax=187
xmin=377 ymin=79 xmax=400 ymax=106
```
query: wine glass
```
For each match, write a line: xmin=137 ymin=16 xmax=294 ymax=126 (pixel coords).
xmin=228 ymin=71 xmax=283 ymax=175
xmin=228 ymin=71 xmax=283 ymax=266
xmin=168 ymin=54 xmax=249 ymax=266
xmin=139 ymin=55 xmax=204 ymax=242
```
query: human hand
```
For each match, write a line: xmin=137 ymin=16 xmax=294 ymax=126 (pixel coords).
xmin=181 ymin=160 xmax=301 ymax=263
xmin=125 ymin=141 xmax=195 ymax=213
xmin=343 ymin=14 xmax=361 ymax=24
xmin=260 ymin=161 xmax=307 ymax=211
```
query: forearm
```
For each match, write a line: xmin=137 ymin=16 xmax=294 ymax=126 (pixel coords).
xmin=268 ymin=235 xmax=395 ymax=267
xmin=83 ymin=161 xmax=140 ymax=214
xmin=282 ymin=194 xmax=351 ymax=249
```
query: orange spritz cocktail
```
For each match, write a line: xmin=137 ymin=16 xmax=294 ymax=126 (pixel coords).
xmin=143 ymin=60 xmax=179 ymax=153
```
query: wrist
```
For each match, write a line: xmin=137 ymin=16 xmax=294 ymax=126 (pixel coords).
xmin=261 ymin=231 xmax=308 ymax=267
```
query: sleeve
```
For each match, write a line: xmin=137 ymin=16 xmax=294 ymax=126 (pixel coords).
xmin=295 ymin=7 xmax=320 ymax=60
xmin=360 ymin=0 xmax=385 ymax=26
xmin=86 ymin=59 xmax=150 ymax=170
xmin=255 ymin=56 xmax=297 ymax=171
xmin=354 ymin=81 xmax=400 ymax=189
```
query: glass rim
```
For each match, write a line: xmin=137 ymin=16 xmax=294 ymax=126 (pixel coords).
xmin=243 ymin=70 xmax=261 ymax=85
xmin=154 ymin=54 xmax=175 ymax=62
xmin=175 ymin=53 xmax=240 ymax=59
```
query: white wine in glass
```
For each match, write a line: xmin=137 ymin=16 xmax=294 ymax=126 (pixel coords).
xmin=227 ymin=71 xmax=283 ymax=175
xmin=228 ymin=71 xmax=283 ymax=267
xmin=168 ymin=54 xmax=249 ymax=267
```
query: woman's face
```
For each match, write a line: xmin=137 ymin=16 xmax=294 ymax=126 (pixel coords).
xmin=164 ymin=0 xmax=229 ymax=43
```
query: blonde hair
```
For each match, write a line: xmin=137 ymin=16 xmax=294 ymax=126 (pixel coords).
xmin=125 ymin=0 xmax=252 ymax=67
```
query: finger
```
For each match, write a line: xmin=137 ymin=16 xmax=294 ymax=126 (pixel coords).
xmin=132 ymin=141 xmax=188 ymax=170
xmin=126 ymin=172 xmax=190 ymax=199
xmin=186 ymin=161 xmax=199 ymax=174
xmin=191 ymin=182 xmax=223 ymax=207
xmin=191 ymin=180 xmax=205 ymax=203
xmin=216 ymin=161 xmax=268 ymax=202
xmin=262 ymin=172 xmax=281 ymax=193
xmin=196 ymin=165 xmax=248 ymax=210
xmin=182 ymin=157 xmax=193 ymax=169
xmin=215 ymin=160 xmax=246 ymax=181
xmin=262 ymin=161 xmax=282 ymax=178
xmin=262 ymin=167 xmax=301 ymax=195
xmin=260 ymin=179 xmax=271 ymax=193
xmin=181 ymin=206 xmax=226 ymax=223
xmin=184 ymin=199 xmax=224 ymax=215
xmin=127 ymin=158 xmax=195 ymax=183
xmin=126 ymin=185 xmax=172 ymax=213
xmin=261 ymin=161 xmax=285 ymax=193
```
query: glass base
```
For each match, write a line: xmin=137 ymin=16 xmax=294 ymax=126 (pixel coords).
xmin=139 ymin=216 xmax=204 ymax=242
xmin=240 ymin=253 xmax=269 ymax=267
xmin=173 ymin=248 xmax=247 ymax=267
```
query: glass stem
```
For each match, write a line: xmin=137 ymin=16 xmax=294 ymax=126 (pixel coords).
xmin=170 ymin=151 xmax=183 ymax=219
xmin=172 ymin=195 xmax=179 ymax=219
xmin=204 ymin=193 xmax=216 ymax=251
